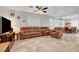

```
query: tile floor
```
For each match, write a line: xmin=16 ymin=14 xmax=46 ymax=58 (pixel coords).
xmin=10 ymin=33 xmax=79 ymax=52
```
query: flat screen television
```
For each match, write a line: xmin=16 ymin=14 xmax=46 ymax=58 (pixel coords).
xmin=0 ymin=17 xmax=11 ymax=34
xmin=2 ymin=17 xmax=11 ymax=33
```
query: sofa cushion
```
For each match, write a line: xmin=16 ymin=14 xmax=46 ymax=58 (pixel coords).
xmin=22 ymin=32 xmax=41 ymax=35
xmin=40 ymin=27 xmax=49 ymax=31
xmin=21 ymin=27 xmax=28 ymax=33
xmin=28 ymin=27 xmax=40 ymax=32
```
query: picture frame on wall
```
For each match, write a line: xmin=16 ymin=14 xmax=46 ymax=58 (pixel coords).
xmin=10 ymin=12 xmax=15 ymax=17
xmin=17 ymin=16 xmax=20 ymax=19
xmin=10 ymin=10 xmax=15 ymax=17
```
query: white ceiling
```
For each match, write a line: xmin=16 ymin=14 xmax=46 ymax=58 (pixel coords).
xmin=5 ymin=6 xmax=79 ymax=17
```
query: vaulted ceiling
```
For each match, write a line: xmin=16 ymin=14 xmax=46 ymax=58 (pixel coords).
xmin=6 ymin=6 xmax=79 ymax=17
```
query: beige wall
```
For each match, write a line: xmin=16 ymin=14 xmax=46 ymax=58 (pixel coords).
xmin=0 ymin=7 xmax=79 ymax=33
xmin=0 ymin=7 xmax=51 ymax=33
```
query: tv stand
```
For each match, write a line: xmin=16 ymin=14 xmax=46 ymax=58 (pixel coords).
xmin=0 ymin=32 xmax=15 ymax=52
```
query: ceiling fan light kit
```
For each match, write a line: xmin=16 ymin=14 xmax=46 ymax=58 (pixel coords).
xmin=37 ymin=10 xmax=44 ymax=14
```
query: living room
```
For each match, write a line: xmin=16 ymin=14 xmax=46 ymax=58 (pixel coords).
xmin=0 ymin=6 xmax=79 ymax=52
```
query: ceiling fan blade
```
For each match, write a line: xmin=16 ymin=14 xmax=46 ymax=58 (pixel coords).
xmin=42 ymin=9 xmax=47 ymax=11
xmin=43 ymin=11 xmax=47 ymax=13
xmin=42 ymin=7 xmax=48 ymax=10
xmin=36 ymin=6 xmax=41 ymax=10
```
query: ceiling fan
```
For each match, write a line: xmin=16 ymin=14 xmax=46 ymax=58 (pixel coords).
xmin=33 ymin=6 xmax=48 ymax=14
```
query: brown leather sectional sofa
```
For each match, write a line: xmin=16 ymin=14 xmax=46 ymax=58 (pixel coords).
xmin=49 ymin=30 xmax=63 ymax=39
xmin=54 ymin=27 xmax=64 ymax=32
xmin=20 ymin=27 xmax=42 ymax=39
xmin=20 ymin=27 xmax=63 ymax=39
xmin=40 ymin=27 xmax=49 ymax=36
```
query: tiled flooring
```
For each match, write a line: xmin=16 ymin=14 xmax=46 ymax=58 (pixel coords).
xmin=10 ymin=33 xmax=79 ymax=52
